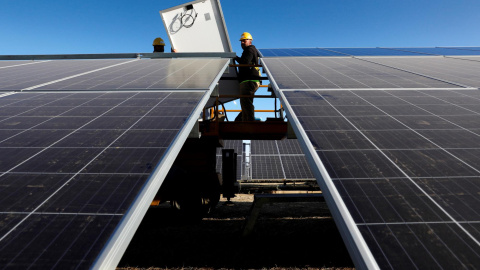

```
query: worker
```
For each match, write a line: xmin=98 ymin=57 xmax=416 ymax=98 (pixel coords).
xmin=234 ymin=32 xmax=261 ymax=121
xmin=152 ymin=37 xmax=177 ymax=53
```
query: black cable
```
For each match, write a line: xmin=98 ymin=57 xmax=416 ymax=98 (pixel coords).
xmin=180 ymin=8 xmax=197 ymax=28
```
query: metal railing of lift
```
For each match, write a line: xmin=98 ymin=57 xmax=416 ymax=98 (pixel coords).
xmin=206 ymin=63 xmax=284 ymax=122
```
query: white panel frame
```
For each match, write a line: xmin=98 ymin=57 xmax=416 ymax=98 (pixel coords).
xmin=160 ymin=0 xmax=232 ymax=53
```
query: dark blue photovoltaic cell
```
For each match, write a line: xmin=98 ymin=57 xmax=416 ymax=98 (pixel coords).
xmin=281 ymin=155 xmax=315 ymax=179
xmin=0 ymin=61 xmax=45 ymax=68
xmin=259 ymin=48 xmax=345 ymax=57
xmin=250 ymin=140 xmax=315 ymax=180
xmin=388 ymin=47 xmax=480 ymax=55
xmin=0 ymin=60 xmax=132 ymax=91
xmin=216 ymin=140 xmax=243 ymax=156
xmin=324 ymin=48 xmax=425 ymax=56
xmin=261 ymin=57 xmax=457 ymax=89
xmin=0 ymin=213 xmax=122 ymax=269
xmin=440 ymin=47 xmax=480 ymax=51
xmin=0 ymin=58 xmax=228 ymax=91
xmin=259 ymin=47 xmax=480 ymax=58
xmin=251 ymin=155 xmax=284 ymax=179
xmin=35 ymin=59 xmax=228 ymax=91
xmin=277 ymin=139 xmax=305 ymax=154
xmin=251 ymin=140 xmax=278 ymax=154
xmin=363 ymin=57 xmax=480 ymax=88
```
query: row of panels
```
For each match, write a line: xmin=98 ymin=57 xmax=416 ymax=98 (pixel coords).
xmin=250 ymin=155 xmax=314 ymax=180
xmin=215 ymin=140 xmax=315 ymax=181
xmin=261 ymin=56 xmax=480 ymax=89
xmin=0 ymin=58 xmax=228 ymax=91
xmin=259 ymin=47 xmax=480 ymax=57
xmin=262 ymin=53 xmax=480 ymax=270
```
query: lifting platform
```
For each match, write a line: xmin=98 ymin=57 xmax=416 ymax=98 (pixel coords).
xmin=201 ymin=119 xmax=289 ymax=140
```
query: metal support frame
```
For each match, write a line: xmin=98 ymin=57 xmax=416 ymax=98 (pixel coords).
xmin=201 ymin=93 xmax=288 ymax=140
xmin=208 ymin=93 xmax=283 ymax=121
xmin=242 ymin=193 xmax=325 ymax=237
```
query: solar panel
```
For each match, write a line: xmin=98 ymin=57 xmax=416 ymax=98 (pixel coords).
xmin=34 ymin=59 xmax=229 ymax=91
xmin=250 ymin=140 xmax=315 ymax=180
xmin=260 ymin=57 xmax=458 ymax=90
xmin=385 ymin=47 xmax=480 ymax=56
xmin=259 ymin=47 xmax=453 ymax=57
xmin=251 ymin=155 xmax=284 ymax=180
xmin=0 ymin=58 xmax=229 ymax=269
xmin=451 ymin=56 xmax=480 ymax=63
xmin=262 ymin=55 xmax=480 ymax=269
xmin=439 ymin=46 xmax=480 ymax=51
xmin=281 ymin=155 xmax=315 ymax=179
xmin=259 ymin=47 xmax=480 ymax=58
xmin=0 ymin=59 xmax=228 ymax=92
xmin=0 ymin=59 xmax=134 ymax=91
xmin=250 ymin=140 xmax=278 ymax=154
xmin=0 ymin=61 xmax=47 ymax=69
xmin=259 ymin=48 xmax=345 ymax=57
xmin=358 ymin=57 xmax=480 ymax=88
xmin=323 ymin=48 xmax=425 ymax=56
xmin=275 ymin=138 xmax=305 ymax=154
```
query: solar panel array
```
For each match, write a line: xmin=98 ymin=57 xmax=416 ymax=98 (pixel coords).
xmin=250 ymin=140 xmax=315 ymax=180
xmin=0 ymin=58 xmax=229 ymax=269
xmin=387 ymin=47 xmax=480 ymax=56
xmin=260 ymin=49 xmax=480 ymax=269
xmin=360 ymin=57 xmax=480 ymax=88
xmin=440 ymin=46 xmax=480 ymax=51
xmin=0 ymin=59 xmax=228 ymax=91
xmin=259 ymin=48 xmax=346 ymax=57
xmin=260 ymin=47 xmax=480 ymax=57
xmin=259 ymin=57 xmax=458 ymax=90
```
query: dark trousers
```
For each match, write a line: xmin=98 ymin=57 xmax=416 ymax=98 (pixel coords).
xmin=239 ymin=81 xmax=260 ymax=121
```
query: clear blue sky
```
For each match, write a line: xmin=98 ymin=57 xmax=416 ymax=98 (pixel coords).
xmin=2 ymin=0 xmax=480 ymax=119
xmin=2 ymin=0 xmax=480 ymax=55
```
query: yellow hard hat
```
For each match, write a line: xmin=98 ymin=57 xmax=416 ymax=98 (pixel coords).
xmin=239 ymin=32 xmax=253 ymax=41
xmin=153 ymin=37 xmax=165 ymax=46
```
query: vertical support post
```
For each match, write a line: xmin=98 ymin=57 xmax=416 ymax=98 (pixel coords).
xmin=234 ymin=152 xmax=238 ymax=184
xmin=242 ymin=142 xmax=246 ymax=180
xmin=214 ymin=97 xmax=219 ymax=120
xmin=222 ymin=149 xmax=236 ymax=201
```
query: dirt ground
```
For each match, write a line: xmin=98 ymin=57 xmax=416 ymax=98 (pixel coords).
xmin=117 ymin=193 xmax=355 ymax=270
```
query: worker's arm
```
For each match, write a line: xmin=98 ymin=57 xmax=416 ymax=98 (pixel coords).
xmin=235 ymin=46 xmax=255 ymax=64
